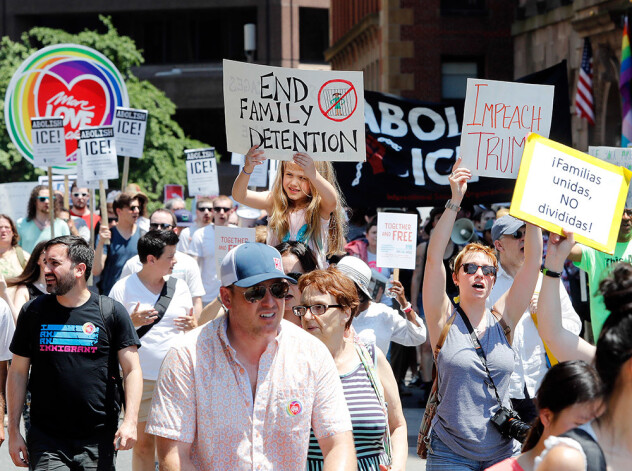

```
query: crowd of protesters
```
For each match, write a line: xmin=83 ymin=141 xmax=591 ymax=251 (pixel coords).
xmin=0 ymin=151 xmax=629 ymax=470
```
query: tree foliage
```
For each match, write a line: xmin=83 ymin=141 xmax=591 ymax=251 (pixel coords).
xmin=0 ymin=16 xmax=208 ymax=208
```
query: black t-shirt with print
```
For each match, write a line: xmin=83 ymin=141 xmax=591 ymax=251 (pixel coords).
xmin=10 ymin=292 xmax=140 ymax=438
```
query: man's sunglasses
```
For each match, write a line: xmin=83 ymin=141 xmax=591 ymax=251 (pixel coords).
xmin=37 ymin=196 xmax=50 ymax=202
xmin=286 ymin=272 xmax=303 ymax=282
xmin=292 ymin=304 xmax=343 ymax=317
xmin=213 ymin=207 xmax=231 ymax=213
xmin=149 ymin=223 xmax=173 ymax=230
xmin=73 ymin=192 xmax=88 ymax=198
xmin=197 ymin=206 xmax=213 ymax=212
xmin=508 ymin=229 xmax=525 ymax=239
xmin=461 ymin=263 xmax=497 ymax=277
xmin=242 ymin=282 xmax=289 ymax=303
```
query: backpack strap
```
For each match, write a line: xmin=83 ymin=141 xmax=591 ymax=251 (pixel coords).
xmin=490 ymin=307 xmax=511 ymax=342
xmin=561 ymin=428 xmax=607 ymax=471
xmin=15 ymin=246 xmax=26 ymax=269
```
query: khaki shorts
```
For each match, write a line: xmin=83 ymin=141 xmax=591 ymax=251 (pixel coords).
xmin=138 ymin=379 xmax=156 ymax=423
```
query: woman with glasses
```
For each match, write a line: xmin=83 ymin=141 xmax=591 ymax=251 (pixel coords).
xmin=296 ymin=267 xmax=407 ymax=470
xmin=422 ymin=159 xmax=542 ymax=470
xmin=275 ymin=241 xmax=318 ymax=327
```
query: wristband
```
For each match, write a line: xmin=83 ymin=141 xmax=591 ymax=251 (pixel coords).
xmin=242 ymin=167 xmax=253 ymax=175
xmin=402 ymin=303 xmax=413 ymax=313
xmin=445 ymin=200 xmax=461 ymax=212
xmin=541 ymin=267 xmax=562 ymax=278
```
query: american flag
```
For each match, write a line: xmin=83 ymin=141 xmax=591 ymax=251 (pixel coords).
xmin=575 ymin=38 xmax=595 ymax=125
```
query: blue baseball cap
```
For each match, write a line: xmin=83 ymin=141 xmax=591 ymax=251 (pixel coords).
xmin=220 ymin=242 xmax=296 ymax=287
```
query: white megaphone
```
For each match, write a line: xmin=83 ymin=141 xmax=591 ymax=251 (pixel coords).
xmin=451 ymin=218 xmax=478 ymax=245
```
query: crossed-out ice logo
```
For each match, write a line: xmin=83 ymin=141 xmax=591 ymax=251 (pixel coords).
xmin=5 ymin=43 xmax=129 ymax=174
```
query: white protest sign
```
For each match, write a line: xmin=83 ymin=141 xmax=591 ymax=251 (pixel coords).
xmin=113 ymin=107 xmax=148 ymax=158
xmin=0 ymin=182 xmax=39 ymax=221
xmin=231 ymin=152 xmax=244 ymax=165
xmin=31 ymin=117 xmax=67 ymax=167
xmin=78 ymin=127 xmax=119 ymax=180
xmin=268 ymin=159 xmax=280 ymax=190
xmin=240 ymin=160 xmax=268 ymax=187
xmin=376 ymin=212 xmax=418 ymax=270
xmin=214 ymin=226 xmax=256 ymax=275
xmin=223 ymin=59 xmax=365 ymax=161
xmin=185 ymin=148 xmax=219 ymax=196
xmin=75 ymin=147 xmax=107 ymax=190
xmin=511 ymin=134 xmax=631 ymax=254
xmin=38 ymin=174 xmax=78 ymax=193
xmin=460 ymin=78 xmax=554 ymax=179
xmin=589 ymin=146 xmax=632 ymax=208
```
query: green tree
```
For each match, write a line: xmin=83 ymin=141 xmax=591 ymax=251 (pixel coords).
xmin=0 ymin=16 xmax=209 ymax=210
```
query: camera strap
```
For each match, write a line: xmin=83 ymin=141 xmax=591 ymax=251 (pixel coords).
xmin=456 ymin=304 xmax=504 ymax=409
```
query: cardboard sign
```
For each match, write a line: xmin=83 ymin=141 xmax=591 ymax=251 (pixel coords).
xmin=5 ymin=44 xmax=129 ymax=174
xmin=31 ymin=117 xmax=67 ymax=167
xmin=510 ymin=134 xmax=632 ymax=254
xmin=460 ymin=79 xmax=554 ymax=179
xmin=268 ymin=159 xmax=280 ymax=190
xmin=588 ymin=146 xmax=632 ymax=208
xmin=78 ymin=126 xmax=119 ymax=181
xmin=164 ymin=184 xmax=184 ymax=203
xmin=75 ymin=147 xmax=107 ymax=190
xmin=185 ymin=148 xmax=219 ymax=196
xmin=223 ymin=59 xmax=365 ymax=161
xmin=0 ymin=182 xmax=40 ymax=221
xmin=38 ymin=174 xmax=78 ymax=192
xmin=376 ymin=212 xmax=418 ymax=270
xmin=214 ymin=226 xmax=256 ymax=275
xmin=113 ymin=107 xmax=148 ymax=158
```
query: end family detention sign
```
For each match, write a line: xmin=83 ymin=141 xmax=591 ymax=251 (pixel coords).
xmin=510 ymin=134 xmax=631 ymax=254
xmin=223 ymin=59 xmax=365 ymax=161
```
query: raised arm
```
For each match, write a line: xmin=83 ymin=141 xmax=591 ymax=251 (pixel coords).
xmin=537 ymin=231 xmax=595 ymax=362
xmin=231 ymin=145 xmax=273 ymax=211
xmin=423 ymin=159 xmax=470 ymax=348
xmin=293 ymin=153 xmax=338 ymax=218
xmin=92 ymin=225 xmax=111 ymax=276
xmin=410 ymin=242 xmax=426 ymax=314
xmin=501 ymin=223 xmax=543 ymax=332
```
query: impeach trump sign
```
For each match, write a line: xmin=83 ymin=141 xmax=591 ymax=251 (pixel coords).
xmin=223 ymin=59 xmax=365 ymax=161
xmin=510 ymin=134 xmax=631 ymax=254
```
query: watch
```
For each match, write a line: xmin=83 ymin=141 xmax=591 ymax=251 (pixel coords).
xmin=445 ymin=200 xmax=461 ymax=212
xmin=541 ymin=267 xmax=562 ymax=278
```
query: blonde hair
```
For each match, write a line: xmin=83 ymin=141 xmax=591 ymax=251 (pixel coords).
xmin=268 ymin=160 xmax=347 ymax=257
xmin=452 ymin=242 xmax=498 ymax=276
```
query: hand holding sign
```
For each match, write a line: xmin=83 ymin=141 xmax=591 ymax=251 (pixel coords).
xmin=449 ymin=157 xmax=471 ymax=203
xmin=292 ymin=153 xmax=317 ymax=180
xmin=244 ymin=145 xmax=266 ymax=173
xmin=544 ymin=230 xmax=576 ymax=272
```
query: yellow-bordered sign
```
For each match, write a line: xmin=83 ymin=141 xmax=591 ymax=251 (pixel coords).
xmin=510 ymin=133 xmax=631 ymax=254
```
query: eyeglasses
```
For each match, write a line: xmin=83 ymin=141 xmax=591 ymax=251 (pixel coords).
xmin=129 ymin=205 xmax=140 ymax=211
xmin=72 ymin=192 xmax=88 ymax=198
xmin=286 ymin=272 xmax=303 ymax=282
xmin=508 ymin=229 xmax=525 ymax=239
xmin=149 ymin=223 xmax=173 ymax=230
xmin=197 ymin=206 xmax=213 ymax=212
xmin=37 ymin=196 xmax=49 ymax=202
xmin=461 ymin=263 xmax=497 ymax=277
xmin=242 ymin=282 xmax=289 ymax=303
xmin=624 ymin=209 xmax=632 ymax=217
xmin=292 ymin=304 xmax=343 ymax=317
xmin=213 ymin=207 xmax=231 ymax=213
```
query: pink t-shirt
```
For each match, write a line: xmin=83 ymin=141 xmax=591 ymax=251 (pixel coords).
xmin=485 ymin=457 xmax=525 ymax=471
xmin=146 ymin=318 xmax=351 ymax=470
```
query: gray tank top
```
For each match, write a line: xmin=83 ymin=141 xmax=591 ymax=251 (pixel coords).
xmin=431 ymin=309 xmax=516 ymax=462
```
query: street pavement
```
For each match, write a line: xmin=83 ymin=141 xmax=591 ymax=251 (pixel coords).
xmin=1 ymin=385 xmax=428 ymax=470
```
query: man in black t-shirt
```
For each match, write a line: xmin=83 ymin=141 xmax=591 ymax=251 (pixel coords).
xmin=7 ymin=236 xmax=142 ymax=470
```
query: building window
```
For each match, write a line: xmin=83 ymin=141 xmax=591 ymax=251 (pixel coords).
xmin=442 ymin=61 xmax=479 ymax=100
xmin=441 ymin=0 xmax=486 ymax=16
xmin=299 ymin=7 xmax=329 ymax=63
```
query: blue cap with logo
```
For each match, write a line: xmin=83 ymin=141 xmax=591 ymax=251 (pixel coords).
xmin=220 ymin=242 xmax=296 ymax=287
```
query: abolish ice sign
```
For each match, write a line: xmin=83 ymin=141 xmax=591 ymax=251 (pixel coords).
xmin=186 ymin=148 xmax=219 ymax=196
xmin=223 ymin=59 xmax=365 ymax=161
xmin=78 ymin=126 xmax=119 ymax=180
xmin=31 ymin=117 xmax=66 ymax=167
xmin=113 ymin=107 xmax=148 ymax=158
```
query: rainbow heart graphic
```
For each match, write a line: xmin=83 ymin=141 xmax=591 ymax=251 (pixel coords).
xmin=5 ymin=44 xmax=128 ymax=173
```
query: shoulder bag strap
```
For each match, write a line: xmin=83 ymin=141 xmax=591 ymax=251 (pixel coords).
xmin=15 ymin=246 xmax=26 ymax=269
xmin=490 ymin=306 xmax=511 ymax=342
xmin=456 ymin=304 xmax=505 ymax=409
xmin=433 ymin=309 xmax=457 ymax=360
xmin=136 ymin=276 xmax=177 ymax=339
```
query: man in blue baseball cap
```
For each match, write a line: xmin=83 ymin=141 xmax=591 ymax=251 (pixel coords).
xmin=147 ymin=242 xmax=356 ymax=470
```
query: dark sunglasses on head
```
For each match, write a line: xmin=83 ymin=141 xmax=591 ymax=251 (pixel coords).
xmin=461 ymin=263 xmax=497 ymax=277
xmin=197 ymin=206 xmax=213 ymax=212
xmin=73 ymin=192 xmax=88 ymax=197
xmin=149 ymin=223 xmax=173 ymax=230
xmin=242 ymin=282 xmax=289 ymax=303
xmin=213 ymin=207 xmax=231 ymax=213
xmin=286 ymin=272 xmax=303 ymax=282
xmin=292 ymin=304 xmax=343 ymax=317
xmin=37 ymin=196 xmax=49 ymax=202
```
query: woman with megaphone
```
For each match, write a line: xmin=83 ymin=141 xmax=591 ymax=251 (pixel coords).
xmin=420 ymin=157 xmax=543 ymax=469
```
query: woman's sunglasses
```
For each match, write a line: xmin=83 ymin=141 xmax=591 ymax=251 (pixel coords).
xmin=461 ymin=263 xmax=497 ymax=277
xmin=242 ymin=282 xmax=289 ymax=303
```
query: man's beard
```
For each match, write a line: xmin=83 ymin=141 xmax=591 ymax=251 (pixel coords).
xmin=47 ymin=271 xmax=76 ymax=295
